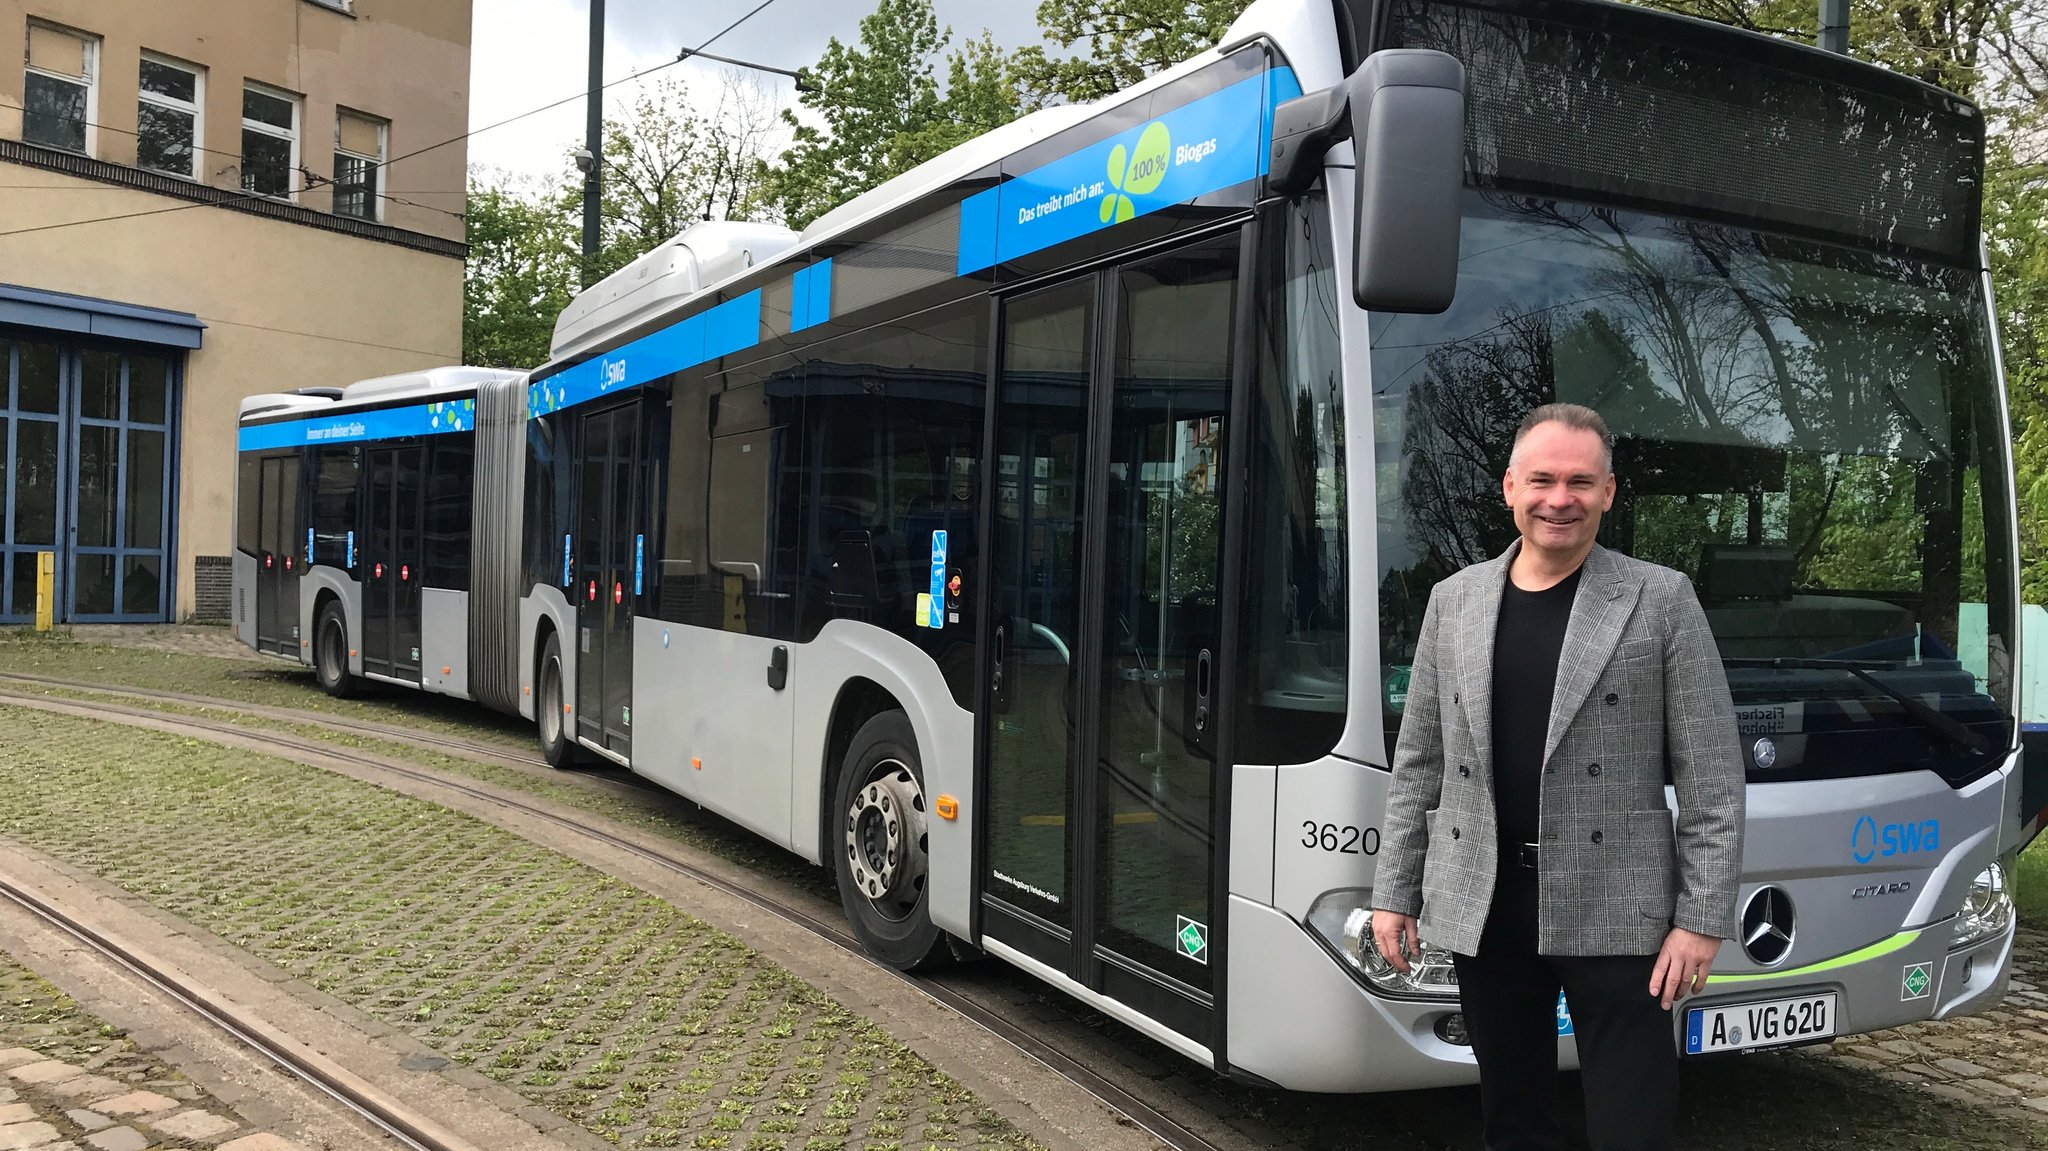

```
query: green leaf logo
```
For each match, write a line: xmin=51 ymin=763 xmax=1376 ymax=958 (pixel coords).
xmin=1102 ymin=121 xmax=1171 ymax=225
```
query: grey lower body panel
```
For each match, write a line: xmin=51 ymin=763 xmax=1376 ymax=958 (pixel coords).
xmin=420 ymin=588 xmax=471 ymax=699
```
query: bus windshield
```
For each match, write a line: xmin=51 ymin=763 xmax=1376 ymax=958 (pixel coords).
xmin=1370 ymin=191 xmax=2016 ymax=781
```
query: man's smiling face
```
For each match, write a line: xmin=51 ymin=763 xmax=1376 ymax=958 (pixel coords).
xmin=1503 ymin=421 xmax=1615 ymax=563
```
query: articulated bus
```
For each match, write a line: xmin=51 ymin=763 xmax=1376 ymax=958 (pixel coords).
xmin=236 ymin=0 xmax=2027 ymax=1091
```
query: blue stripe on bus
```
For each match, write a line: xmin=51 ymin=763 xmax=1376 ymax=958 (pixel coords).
xmin=528 ymin=289 xmax=765 ymax=419
xmin=521 ymin=64 xmax=1296 ymax=422
xmin=237 ymin=397 xmax=475 ymax=451
xmin=791 ymin=259 xmax=834 ymax=332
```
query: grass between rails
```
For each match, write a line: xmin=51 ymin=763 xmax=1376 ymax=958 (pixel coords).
xmin=12 ymin=632 xmax=2048 ymax=1150
xmin=0 ymin=705 xmax=1037 ymax=1151
xmin=4 ymin=681 xmax=837 ymax=902
xmin=0 ymin=629 xmax=533 ymax=749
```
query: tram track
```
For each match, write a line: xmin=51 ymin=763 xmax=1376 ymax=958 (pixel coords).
xmin=0 ymin=680 xmax=1233 ymax=1151
xmin=0 ymin=670 xmax=552 ymax=770
xmin=0 ymin=863 xmax=479 ymax=1151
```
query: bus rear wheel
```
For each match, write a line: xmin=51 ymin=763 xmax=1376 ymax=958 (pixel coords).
xmin=314 ymin=602 xmax=357 ymax=699
xmin=834 ymin=711 xmax=948 ymax=971
xmin=536 ymin=631 xmax=577 ymax=769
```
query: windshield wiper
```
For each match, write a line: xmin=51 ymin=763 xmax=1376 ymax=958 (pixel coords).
xmin=1724 ymin=657 xmax=1995 ymax=757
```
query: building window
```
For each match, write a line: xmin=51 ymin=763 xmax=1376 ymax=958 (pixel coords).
xmin=332 ymin=109 xmax=385 ymax=220
xmin=137 ymin=53 xmax=202 ymax=178
xmin=23 ymin=22 xmax=97 ymax=154
xmin=240 ymin=83 xmax=299 ymax=199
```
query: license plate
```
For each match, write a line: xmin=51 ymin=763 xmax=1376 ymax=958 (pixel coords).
xmin=1685 ymin=992 xmax=1837 ymax=1055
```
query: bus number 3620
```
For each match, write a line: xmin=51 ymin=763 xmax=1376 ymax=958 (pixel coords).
xmin=1302 ymin=822 xmax=1380 ymax=854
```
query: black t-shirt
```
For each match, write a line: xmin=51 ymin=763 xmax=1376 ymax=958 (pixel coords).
xmin=1491 ymin=565 xmax=1583 ymax=850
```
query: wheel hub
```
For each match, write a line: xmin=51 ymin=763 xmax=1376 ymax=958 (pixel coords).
xmin=844 ymin=759 xmax=927 ymax=913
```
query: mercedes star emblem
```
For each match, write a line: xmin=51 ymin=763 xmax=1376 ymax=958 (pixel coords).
xmin=1752 ymin=736 xmax=1778 ymax=770
xmin=1741 ymin=886 xmax=1795 ymax=966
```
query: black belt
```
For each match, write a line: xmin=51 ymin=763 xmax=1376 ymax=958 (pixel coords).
xmin=1511 ymin=842 xmax=1539 ymax=869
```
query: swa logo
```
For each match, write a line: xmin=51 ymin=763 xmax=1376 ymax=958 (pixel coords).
xmin=1103 ymin=122 xmax=1171 ymax=224
xmin=1851 ymin=814 xmax=1939 ymax=865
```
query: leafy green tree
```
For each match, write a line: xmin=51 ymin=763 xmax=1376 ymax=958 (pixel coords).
xmin=463 ymin=171 xmax=578 ymax=369
xmin=566 ymin=75 xmax=780 ymax=280
xmin=762 ymin=0 xmax=1019 ymax=229
xmin=1011 ymin=0 xmax=1254 ymax=107
xmin=888 ymin=32 xmax=1022 ymax=171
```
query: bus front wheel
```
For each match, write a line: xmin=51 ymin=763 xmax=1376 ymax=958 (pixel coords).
xmin=834 ymin=711 xmax=949 ymax=971
xmin=537 ymin=631 xmax=577 ymax=769
xmin=315 ymin=602 xmax=357 ymax=699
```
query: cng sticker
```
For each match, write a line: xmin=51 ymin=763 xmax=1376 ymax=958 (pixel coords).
xmin=1902 ymin=962 xmax=1932 ymax=1001
xmin=1175 ymin=915 xmax=1208 ymax=965
xmin=622 ymin=706 xmax=631 ymax=728
xmin=1556 ymin=991 xmax=1573 ymax=1036
xmin=1385 ymin=665 xmax=1412 ymax=713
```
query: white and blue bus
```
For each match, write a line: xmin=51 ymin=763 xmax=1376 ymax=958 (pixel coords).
xmin=237 ymin=0 xmax=2027 ymax=1091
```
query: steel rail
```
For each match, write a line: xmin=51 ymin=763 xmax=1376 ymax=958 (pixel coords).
xmin=0 ymin=686 xmax=1228 ymax=1151
xmin=0 ymin=875 xmax=473 ymax=1151
xmin=0 ymin=670 xmax=549 ymax=769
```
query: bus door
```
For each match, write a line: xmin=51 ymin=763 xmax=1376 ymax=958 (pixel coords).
xmin=981 ymin=232 xmax=1242 ymax=1050
xmin=254 ymin=454 xmax=301 ymax=656
xmin=362 ymin=443 xmax=425 ymax=681
xmin=574 ymin=403 xmax=639 ymax=759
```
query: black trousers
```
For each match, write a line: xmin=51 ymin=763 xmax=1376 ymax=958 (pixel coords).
xmin=1450 ymin=864 xmax=1679 ymax=1151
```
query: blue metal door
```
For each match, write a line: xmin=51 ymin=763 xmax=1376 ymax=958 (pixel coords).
xmin=0 ymin=336 xmax=176 ymax=622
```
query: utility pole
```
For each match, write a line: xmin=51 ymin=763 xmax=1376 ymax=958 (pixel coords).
xmin=1818 ymin=0 xmax=1850 ymax=54
xmin=579 ymin=0 xmax=605 ymax=287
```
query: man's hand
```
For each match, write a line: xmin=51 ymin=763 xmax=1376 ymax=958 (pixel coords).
xmin=1372 ymin=912 xmax=1421 ymax=974
xmin=1649 ymin=927 xmax=1721 ymax=1009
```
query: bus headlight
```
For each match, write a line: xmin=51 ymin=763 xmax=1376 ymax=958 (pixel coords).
xmin=1951 ymin=863 xmax=2013 ymax=950
xmin=1305 ymin=889 xmax=1460 ymax=998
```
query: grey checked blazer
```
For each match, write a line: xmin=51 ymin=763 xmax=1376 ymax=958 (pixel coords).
xmin=1372 ymin=542 xmax=1745 ymax=957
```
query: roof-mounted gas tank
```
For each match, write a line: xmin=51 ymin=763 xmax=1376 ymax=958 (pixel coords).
xmin=550 ymin=220 xmax=799 ymax=363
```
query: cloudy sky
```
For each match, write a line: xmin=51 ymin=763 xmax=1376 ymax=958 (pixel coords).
xmin=466 ymin=0 xmax=1046 ymax=185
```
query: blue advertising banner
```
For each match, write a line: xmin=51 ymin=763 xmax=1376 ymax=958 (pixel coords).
xmin=238 ymin=397 xmax=476 ymax=451
xmin=956 ymin=67 xmax=1299 ymax=275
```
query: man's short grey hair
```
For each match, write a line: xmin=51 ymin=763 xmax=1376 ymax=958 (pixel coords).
xmin=1511 ymin=403 xmax=1612 ymax=474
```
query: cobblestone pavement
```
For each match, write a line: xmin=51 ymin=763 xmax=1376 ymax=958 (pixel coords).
xmin=0 ymin=705 xmax=1042 ymax=1151
xmin=0 ymin=959 xmax=306 ymax=1151
xmin=1824 ymin=928 xmax=2048 ymax=1117
xmin=26 ymin=626 xmax=260 ymax=662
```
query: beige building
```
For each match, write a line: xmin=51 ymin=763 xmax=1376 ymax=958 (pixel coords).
xmin=0 ymin=0 xmax=471 ymax=622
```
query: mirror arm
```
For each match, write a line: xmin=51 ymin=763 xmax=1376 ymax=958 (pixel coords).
xmin=1268 ymin=87 xmax=1352 ymax=196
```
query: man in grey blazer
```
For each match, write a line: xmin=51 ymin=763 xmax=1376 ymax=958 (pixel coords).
xmin=1370 ymin=403 xmax=1743 ymax=1151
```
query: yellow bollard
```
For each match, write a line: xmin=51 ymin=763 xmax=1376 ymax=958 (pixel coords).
xmin=34 ymin=551 xmax=54 ymax=631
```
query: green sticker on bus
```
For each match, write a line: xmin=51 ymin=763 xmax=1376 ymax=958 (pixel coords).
xmin=1385 ymin=665 xmax=1412 ymax=713
xmin=1176 ymin=915 xmax=1208 ymax=964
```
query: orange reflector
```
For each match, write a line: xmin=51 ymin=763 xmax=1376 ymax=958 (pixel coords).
xmin=350 ymin=648 xmax=358 ymax=657
xmin=691 ymin=757 xmax=702 ymax=770
xmin=442 ymin=666 xmax=452 ymax=675
xmin=935 ymin=795 xmax=959 ymax=820
xmin=524 ymin=686 xmax=531 ymax=695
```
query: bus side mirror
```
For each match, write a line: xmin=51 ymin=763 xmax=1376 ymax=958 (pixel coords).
xmin=1268 ymin=49 xmax=1467 ymax=315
